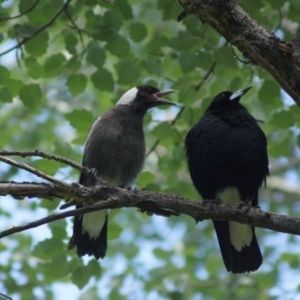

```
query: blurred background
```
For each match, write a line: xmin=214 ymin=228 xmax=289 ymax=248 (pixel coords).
xmin=0 ymin=0 xmax=300 ymax=299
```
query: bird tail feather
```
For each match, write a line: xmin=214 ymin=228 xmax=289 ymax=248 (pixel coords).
xmin=213 ymin=220 xmax=262 ymax=273
xmin=69 ymin=214 xmax=108 ymax=260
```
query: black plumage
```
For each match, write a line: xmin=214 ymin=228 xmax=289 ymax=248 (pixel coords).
xmin=69 ymin=85 xmax=175 ymax=259
xmin=185 ymin=87 xmax=269 ymax=273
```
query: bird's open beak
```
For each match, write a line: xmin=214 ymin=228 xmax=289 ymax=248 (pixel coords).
xmin=154 ymin=90 xmax=178 ymax=106
xmin=230 ymin=87 xmax=252 ymax=101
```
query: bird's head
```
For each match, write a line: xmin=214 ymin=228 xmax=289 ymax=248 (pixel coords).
xmin=208 ymin=87 xmax=252 ymax=110
xmin=116 ymin=85 xmax=176 ymax=112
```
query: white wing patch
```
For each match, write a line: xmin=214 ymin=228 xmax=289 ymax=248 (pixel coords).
xmin=217 ymin=187 xmax=253 ymax=252
xmin=116 ymin=87 xmax=138 ymax=106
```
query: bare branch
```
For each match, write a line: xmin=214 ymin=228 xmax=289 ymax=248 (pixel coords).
xmin=0 ymin=0 xmax=71 ymax=58
xmin=177 ymin=0 xmax=300 ymax=105
xmin=0 ymin=292 xmax=12 ymax=300
xmin=0 ymin=149 xmax=85 ymax=173
xmin=1 ymin=181 xmax=300 ymax=239
xmin=0 ymin=156 xmax=71 ymax=189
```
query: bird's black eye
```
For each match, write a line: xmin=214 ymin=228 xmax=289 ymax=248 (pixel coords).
xmin=147 ymin=87 xmax=154 ymax=93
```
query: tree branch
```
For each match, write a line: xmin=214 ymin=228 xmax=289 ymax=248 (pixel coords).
xmin=1 ymin=181 xmax=300 ymax=239
xmin=0 ymin=149 xmax=85 ymax=173
xmin=177 ymin=0 xmax=300 ymax=105
xmin=0 ymin=156 xmax=71 ymax=189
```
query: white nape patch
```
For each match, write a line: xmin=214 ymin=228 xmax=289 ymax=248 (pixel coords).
xmin=217 ymin=187 xmax=253 ymax=252
xmin=116 ymin=87 xmax=138 ymax=106
xmin=82 ymin=209 xmax=107 ymax=239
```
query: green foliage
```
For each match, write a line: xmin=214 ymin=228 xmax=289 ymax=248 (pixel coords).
xmin=0 ymin=0 xmax=299 ymax=299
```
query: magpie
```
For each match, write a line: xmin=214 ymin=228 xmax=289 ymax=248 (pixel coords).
xmin=185 ymin=87 xmax=269 ymax=273
xmin=69 ymin=85 xmax=176 ymax=259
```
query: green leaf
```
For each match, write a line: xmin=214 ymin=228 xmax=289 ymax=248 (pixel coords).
xmin=179 ymin=51 xmax=198 ymax=73
xmin=54 ymin=139 xmax=75 ymax=158
xmin=25 ymin=30 xmax=49 ymax=57
xmin=170 ymin=35 xmax=200 ymax=51
xmin=214 ymin=46 xmax=237 ymax=69
xmin=258 ymin=80 xmax=280 ymax=105
xmin=129 ymin=22 xmax=147 ymax=42
xmin=48 ymin=219 xmax=67 ymax=239
xmin=24 ymin=57 xmax=44 ymax=79
xmin=269 ymin=110 xmax=295 ymax=129
xmin=0 ymin=65 xmax=10 ymax=84
xmin=117 ymin=61 xmax=140 ymax=85
xmin=19 ymin=84 xmax=42 ymax=108
xmin=86 ymin=41 xmax=106 ymax=69
xmin=103 ymin=9 xmax=123 ymax=31
xmin=44 ymin=53 xmax=66 ymax=78
xmin=151 ymin=122 xmax=176 ymax=140
xmin=6 ymin=79 xmax=23 ymax=97
xmin=87 ymin=260 xmax=102 ymax=277
xmin=115 ymin=0 xmax=133 ymax=19
xmin=136 ymin=171 xmax=155 ymax=187
xmin=32 ymin=238 xmax=65 ymax=259
xmin=105 ymin=35 xmax=130 ymax=57
xmin=45 ymin=252 xmax=69 ymax=278
xmin=91 ymin=68 xmax=114 ymax=92
xmin=0 ymin=87 xmax=12 ymax=102
xmin=19 ymin=0 xmax=37 ymax=17
xmin=65 ymin=109 xmax=94 ymax=135
xmin=64 ymin=31 xmax=78 ymax=55
xmin=66 ymin=74 xmax=87 ymax=96
xmin=72 ymin=266 xmax=90 ymax=289
xmin=66 ymin=56 xmax=81 ymax=72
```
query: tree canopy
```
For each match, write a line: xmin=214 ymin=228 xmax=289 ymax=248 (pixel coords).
xmin=0 ymin=0 xmax=300 ymax=299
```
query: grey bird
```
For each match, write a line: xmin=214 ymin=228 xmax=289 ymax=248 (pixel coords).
xmin=69 ymin=85 xmax=176 ymax=259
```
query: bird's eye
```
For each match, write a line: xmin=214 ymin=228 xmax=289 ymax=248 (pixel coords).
xmin=147 ymin=87 xmax=154 ymax=93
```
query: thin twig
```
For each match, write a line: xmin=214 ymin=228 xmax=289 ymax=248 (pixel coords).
xmin=147 ymin=60 xmax=216 ymax=157
xmin=0 ymin=292 xmax=12 ymax=300
xmin=0 ymin=0 xmax=71 ymax=58
xmin=195 ymin=61 xmax=216 ymax=91
xmin=0 ymin=0 xmax=40 ymax=21
xmin=0 ymin=155 xmax=71 ymax=189
xmin=64 ymin=7 xmax=86 ymax=55
xmin=0 ymin=150 xmax=85 ymax=173
xmin=146 ymin=106 xmax=185 ymax=157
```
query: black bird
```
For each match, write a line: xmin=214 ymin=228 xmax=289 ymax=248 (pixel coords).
xmin=185 ymin=87 xmax=269 ymax=273
xmin=69 ymin=85 xmax=176 ymax=259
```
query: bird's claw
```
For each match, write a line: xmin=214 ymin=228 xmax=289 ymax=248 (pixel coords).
xmin=203 ymin=198 xmax=222 ymax=206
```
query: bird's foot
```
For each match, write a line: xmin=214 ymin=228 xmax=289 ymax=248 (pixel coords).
xmin=203 ymin=198 xmax=222 ymax=206
xmin=238 ymin=202 xmax=253 ymax=213
xmin=127 ymin=186 xmax=139 ymax=194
